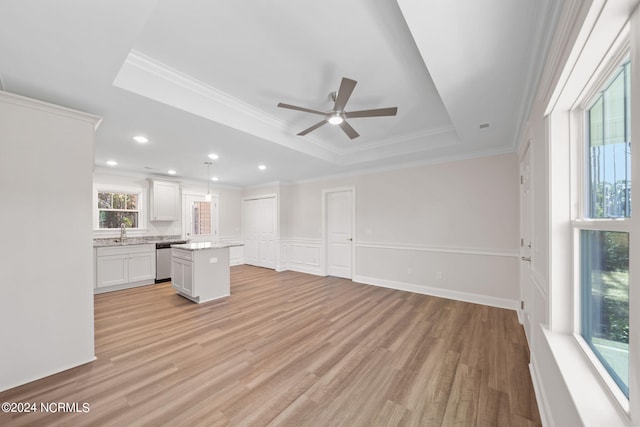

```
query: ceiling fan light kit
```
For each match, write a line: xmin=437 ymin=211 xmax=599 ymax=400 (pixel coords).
xmin=278 ymin=77 xmax=397 ymax=139
xmin=328 ymin=113 xmax=344 ymax=125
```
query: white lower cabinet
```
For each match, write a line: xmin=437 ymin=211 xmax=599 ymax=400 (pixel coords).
xmin=171 ymin=255 xmax=194 ymax=296
xmin=95 ymin=244 xmax=156 ymax=293
xmin=95 ymin=255 xmax=128 ymax=287
xmin=171 ymin=247 xmax=230 ymax=303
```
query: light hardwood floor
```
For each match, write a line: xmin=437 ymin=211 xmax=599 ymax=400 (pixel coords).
xmin=0 ymin=265 xmax=540 ymax=426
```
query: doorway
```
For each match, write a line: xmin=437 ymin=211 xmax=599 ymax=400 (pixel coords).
xmin=182 ymin=192 xmax=218 ymax=242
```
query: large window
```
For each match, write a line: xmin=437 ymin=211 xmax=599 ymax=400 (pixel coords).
xmin=579 ymin=60 xmax=631 ymax=397
xmin=97 ymin=191 xmax=140 ymax=229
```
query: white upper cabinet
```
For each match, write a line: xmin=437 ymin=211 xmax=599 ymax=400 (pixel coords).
xmin=149 ymin=179 xmax=179 ymax=221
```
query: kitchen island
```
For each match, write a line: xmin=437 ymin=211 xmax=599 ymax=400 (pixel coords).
xmin=170 ymin=242 xmax=243 ymax=303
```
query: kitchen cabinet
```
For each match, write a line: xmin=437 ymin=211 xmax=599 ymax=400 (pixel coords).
xmin=149 ymin=179 xmax=179 ymax=221
xmin=171 ymin=250 xmax=194 ymax=295
xmin=171 ymin=244 xmax=233 ymax=303
xmin=95 ymin=244 xmax=156 ymax=292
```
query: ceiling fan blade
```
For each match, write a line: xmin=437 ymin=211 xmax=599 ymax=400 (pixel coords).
xmin=345 ymin=107 xmax=398 ymax=118
xmin=277 ymin=102 xmax=326 ymax=115
xmin=339 ymin=120 xmax=359 ymax=139
xmin=297 ymin=120 xmax=327 ymax=136
xmin=333 ymin=78 xmax=357 ymax=112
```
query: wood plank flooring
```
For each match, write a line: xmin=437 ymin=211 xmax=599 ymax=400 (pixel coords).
xmin=0 ymin=265 xmax=540 ymax=426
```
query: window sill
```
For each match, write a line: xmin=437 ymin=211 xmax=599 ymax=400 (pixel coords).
xmin=542 ymin=327 xmax=630 ymax=425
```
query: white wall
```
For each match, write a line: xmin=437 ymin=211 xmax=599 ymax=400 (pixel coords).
xmin=520 ymin=1 xmax=638 ymax=425
xmin=0 ymin=92 xmax=99 ymax=392
xmin=283 ymin=153 xmax=521 ymax=309
xmin=215 ymin=186 xmax=243 ymax=240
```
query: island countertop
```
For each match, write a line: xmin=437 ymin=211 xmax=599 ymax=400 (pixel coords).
xmin=171 ymin=241 xmax=244 ymax=251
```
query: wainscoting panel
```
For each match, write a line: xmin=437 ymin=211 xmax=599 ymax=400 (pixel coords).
xmin=354 ymin=243 xmax=520 ymax=310
xmin=219 ymin=236 xmax=244 ymax=266
xmin=530 ymin=276 xmax=552 ymax=426
xmin=287 ymin=239 xmax=323 ymax=276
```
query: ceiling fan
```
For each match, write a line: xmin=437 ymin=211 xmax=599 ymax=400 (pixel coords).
xmin=277 ymin=77 xmax=398 ymax=139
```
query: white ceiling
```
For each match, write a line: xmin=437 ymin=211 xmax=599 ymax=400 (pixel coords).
xmin=0 ymin=0 xmax=560 ymax=187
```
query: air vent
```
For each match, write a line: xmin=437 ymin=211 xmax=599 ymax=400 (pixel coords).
xmin=479 ymin=123 xmax=490 ymax=129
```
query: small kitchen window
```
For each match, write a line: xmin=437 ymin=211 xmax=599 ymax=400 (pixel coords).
xmin=97 ymin=191 xmax=140 ymax=229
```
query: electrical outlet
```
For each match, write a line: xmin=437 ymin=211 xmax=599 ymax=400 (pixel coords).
xmin=407 ymin=267 xmax=412 ymax=275
xmin=210 ymin=257 xmax=218 ymax=263
xmin=436 ymin=272 xmax=442 ymax=280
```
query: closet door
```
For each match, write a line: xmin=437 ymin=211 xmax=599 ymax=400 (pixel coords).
xmin=259 ymin=197 xmax=276 ymax=268
xmin=243 ymin=196 xmax=277 ymax=269
xmin=244 ymin=199 xmax=260 ymax=266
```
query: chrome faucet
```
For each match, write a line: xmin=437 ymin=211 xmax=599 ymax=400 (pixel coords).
xmin=120 ymin=223 xmax=126 ymax=243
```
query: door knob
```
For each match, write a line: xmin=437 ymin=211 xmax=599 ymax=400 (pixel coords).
xmin=521 ymin=256 xmax=531 ymax=262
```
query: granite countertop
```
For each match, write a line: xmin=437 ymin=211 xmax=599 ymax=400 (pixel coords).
xmin=171 ymin=241 xmax=244 ymax=251
xmin=93 ymin=235 xmax=188 ymax=247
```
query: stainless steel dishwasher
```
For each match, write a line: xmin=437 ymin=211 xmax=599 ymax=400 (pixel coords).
xmin=156 ymin=241 xmax=187 ymax=283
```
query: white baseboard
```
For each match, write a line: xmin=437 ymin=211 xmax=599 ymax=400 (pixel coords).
xmin=1 ymin=356 xmax=97 ymax=393
xmin=94 ymin=280 xmax=156 ymax=294
xmin=354 ymin=275 xmax=518 ymax=311
xmin=288 ymin=263 xmax=323 ymax=276
xmin=529 ymin=354 xmax=552 ymax=427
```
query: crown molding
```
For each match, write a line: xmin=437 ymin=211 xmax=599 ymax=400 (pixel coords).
xmin=542 ymin=0 xmax=598 ymax=115
xmin=337 ymin=125 xmax=457 ymax=155
xmin=114 ymin=50 xmax=467 ymax=166
xmin=512 ymin=0 xmax=564 ymax=150
xmin=291 ymin=145 xmax=515 ymax=185
xmin=114 ymin=50 xmax=341 ymax=162
xmin=0 ymin=90 xmax=102 ymax=130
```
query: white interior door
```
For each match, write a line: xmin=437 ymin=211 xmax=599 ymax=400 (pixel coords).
xmin=244 ymin=199 xmax=260 ymax=266
xmin=259 ymin=197 xmax=276 ymax=268
xmin=327 ymin=190 xmax=353 ymax=278
xmin=243 ymin=196 xmax=277 ymax=269
xmin=520 ymin=145 xmax=533 ymax=341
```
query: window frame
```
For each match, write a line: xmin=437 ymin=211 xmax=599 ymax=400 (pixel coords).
xmin=571 ymin=47 xmax=632 ymax=408
xmin=93 ymin=184 xmax=146 ymax=233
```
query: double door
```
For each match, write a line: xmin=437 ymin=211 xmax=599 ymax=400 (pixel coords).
xmin=244 ymin=197 xmax=276 ymax=269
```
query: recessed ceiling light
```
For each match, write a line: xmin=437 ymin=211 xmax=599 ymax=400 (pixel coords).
xmin=258 ymin=164 xmax=267 ymax=171
xmin=168 ymin=170 xmax=177 ymax=175
xmin=211 ymin=176 xmax=219 ymax=182
xmin=133 ymin=135 xmax=149 ymax=143
xmin=208 ymin=153 xmax=219 ymax=160
xmin=106 ymin=160 xmax=118 ymax=166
